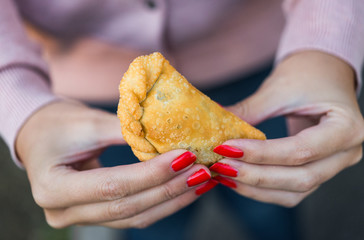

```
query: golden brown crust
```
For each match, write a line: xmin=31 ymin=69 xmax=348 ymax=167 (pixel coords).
xmin=118 ymin=52 xmax=266 ymax=166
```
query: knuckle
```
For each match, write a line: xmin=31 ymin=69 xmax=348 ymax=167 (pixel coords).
xmin=32 ymin=184 xmax=53 ymax=208
xmin=45 ymin=211 xmax=68 ymax=229
xmin=248 ymin=174 xmax=265 ymax=187
xmin=297 ymin=170 xmax=317 ymax=192
xmin=162 ymin=183 xmax=179 ymax=201
xmin=107 ymin=199 xmax=137 ymax=220
xmin=350 ymin=146 xmax=363 ymax=166
xmin=279 ymin=192 xmax=307 ymax=208
xmin=252 ymin=150 xmax=267 ymax=164
xmin=107 ymin=201 xmax=123 ymax=219
xmin=293 ymin=144 xmax=316 ymax=165
xmin=99 ymin=177 xmax=122 ymax=200
xmin=32 ymin=187 xmax=47 ymax=207
xmin=281 ymin=197 xmax=301 ymax=208
xmin=132 ymin=217 xmax=152 ymax=229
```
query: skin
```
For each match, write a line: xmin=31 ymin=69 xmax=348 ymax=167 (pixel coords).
xmin=221 ymin=51 xmax=364 ymax=207
xmin=16 ymin=100 xmax=210 ymax=228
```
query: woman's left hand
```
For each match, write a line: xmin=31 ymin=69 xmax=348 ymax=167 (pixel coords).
xmin=210 ymin=51 xmax=364 ymax=207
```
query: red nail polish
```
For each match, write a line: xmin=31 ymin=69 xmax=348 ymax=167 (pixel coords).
xmin=213 ymin=145 xmax=244 ymax=158
xmin=187 ymin=169 xmax=211 ymax=187
xmin=171 ymin=152 xmax=196 ymax=172
xmin=213 ymin=176 xmax=237 ymax=189
xmin=209 ymin=162 xmax=238 ymax=177
xmin=195 ymin=179 xmax=219 ymax=195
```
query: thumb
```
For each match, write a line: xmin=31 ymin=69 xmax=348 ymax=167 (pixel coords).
xmin=93 ymin=110 xmax=126 ymax=146
xmin=225 ymin=86 xmax=291 ymax=126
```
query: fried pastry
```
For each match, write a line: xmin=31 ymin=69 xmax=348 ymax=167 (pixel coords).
xmin=117 ymin=52 xmax=266 ymax=166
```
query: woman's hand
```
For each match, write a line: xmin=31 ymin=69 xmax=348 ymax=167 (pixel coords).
xmin=16 ymin=101 xmax=211 ymax=228
xmin=211 ymin=51 xmax=364 ymax=207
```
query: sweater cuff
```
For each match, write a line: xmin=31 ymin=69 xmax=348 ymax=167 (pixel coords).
xmin=0 ymin=67 xmax=59 ymax=168
xmin=276 ymin=0 xmax=364 ymax=95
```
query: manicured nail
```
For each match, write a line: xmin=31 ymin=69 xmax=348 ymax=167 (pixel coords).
xmin=195 ymin=179 xmax=219 ymax=195
xmin=213 ymin=176 xmax=237 ymax=189
xmin=171 ymin=152 xmax=196 ymax=172
xmin=209 ymin=162 xmax=238 ymax=177
xmin=187 ymin=169 xmax=211 ymax=187
xmin=213 ymin=145 xmax=244 ymax=158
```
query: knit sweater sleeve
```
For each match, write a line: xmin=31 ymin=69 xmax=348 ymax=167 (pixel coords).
xmin=0 ymin=0 xmax=58 ymax=167
xmin=276 ymin=0 xmax=364 ymax=94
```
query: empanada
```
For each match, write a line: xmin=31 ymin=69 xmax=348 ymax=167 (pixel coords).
xmin=118 ymin=52 xmax=265 ymax=166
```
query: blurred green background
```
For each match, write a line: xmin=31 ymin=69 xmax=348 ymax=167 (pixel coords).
xmin=0 ymin=139 xmax=68 ymax=240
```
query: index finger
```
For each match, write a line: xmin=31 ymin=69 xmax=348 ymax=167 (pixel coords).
xmin=36 ymin=150 xmax=201 ymax=208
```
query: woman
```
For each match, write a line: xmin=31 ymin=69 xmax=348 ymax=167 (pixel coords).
xmin=1 ymin=0 xmax=363 ymax=239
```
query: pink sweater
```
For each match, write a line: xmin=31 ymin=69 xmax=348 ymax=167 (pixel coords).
xmin=1 ymin=0 xmax=364 ymax=166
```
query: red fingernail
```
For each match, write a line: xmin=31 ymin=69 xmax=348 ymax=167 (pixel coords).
xmin=187 ymin=169 xmax=211 ymax=187
xmin=171 ymin=152 xmax=196 ymax=172
xmin=209 ymin=162 xmax=238 ymax=177
xmin=213 ymin=176 xmax=237 ymax=189
xmin=195 ymin=179 xmax=219 ymax=195
xmin=213 ymin=145 xmax=244 ymax=158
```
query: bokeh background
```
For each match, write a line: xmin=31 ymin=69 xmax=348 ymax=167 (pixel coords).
xmin=1 ymin=82 xmax=364 ymax=240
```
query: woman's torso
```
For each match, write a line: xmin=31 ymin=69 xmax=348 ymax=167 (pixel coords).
xmin=18 ymin=0 xmax=285 ymax=102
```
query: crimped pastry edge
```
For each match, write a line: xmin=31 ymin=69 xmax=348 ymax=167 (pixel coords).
xmin=117 ymin=52 xmax=167 ymax=161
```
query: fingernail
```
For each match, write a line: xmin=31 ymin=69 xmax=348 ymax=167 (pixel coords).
xmin=213 ymin=176 xmax=237 ymax=189
xmin=195 ymin=179 xmax=219 ymax=195
xmin=213 ymin=145 xmax=244 ymax=158
xmin=171 ymin=152 xmax=196 ymax=172
xmin=209 ymin=162 xmax=238 ymax=177
xmin=187 ymin=169 xmax=211 ymax=187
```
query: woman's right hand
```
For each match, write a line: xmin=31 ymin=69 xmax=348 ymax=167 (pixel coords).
xmin=16 ymin=101 xmax=212 ymax=228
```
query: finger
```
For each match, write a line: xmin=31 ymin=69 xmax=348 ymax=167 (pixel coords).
xmin=232 ymin=181 xmax=317 ymax=208
xmin=218 ymin=145 xmax=362 ymax=192
xmin=47 ymin=111 xmax=126 ymax=164
xmin=92 ymin=110 xmax=126 ymax=146
xmin=44 ymin=164 xmax=208 ymax=227
xmin=221 ymin=104 xmax=363 ymax=166
xmin=100 ymin=190 xmax=198 ymax=229
xmin=34 ymin=150 xmax=204 ymax=208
